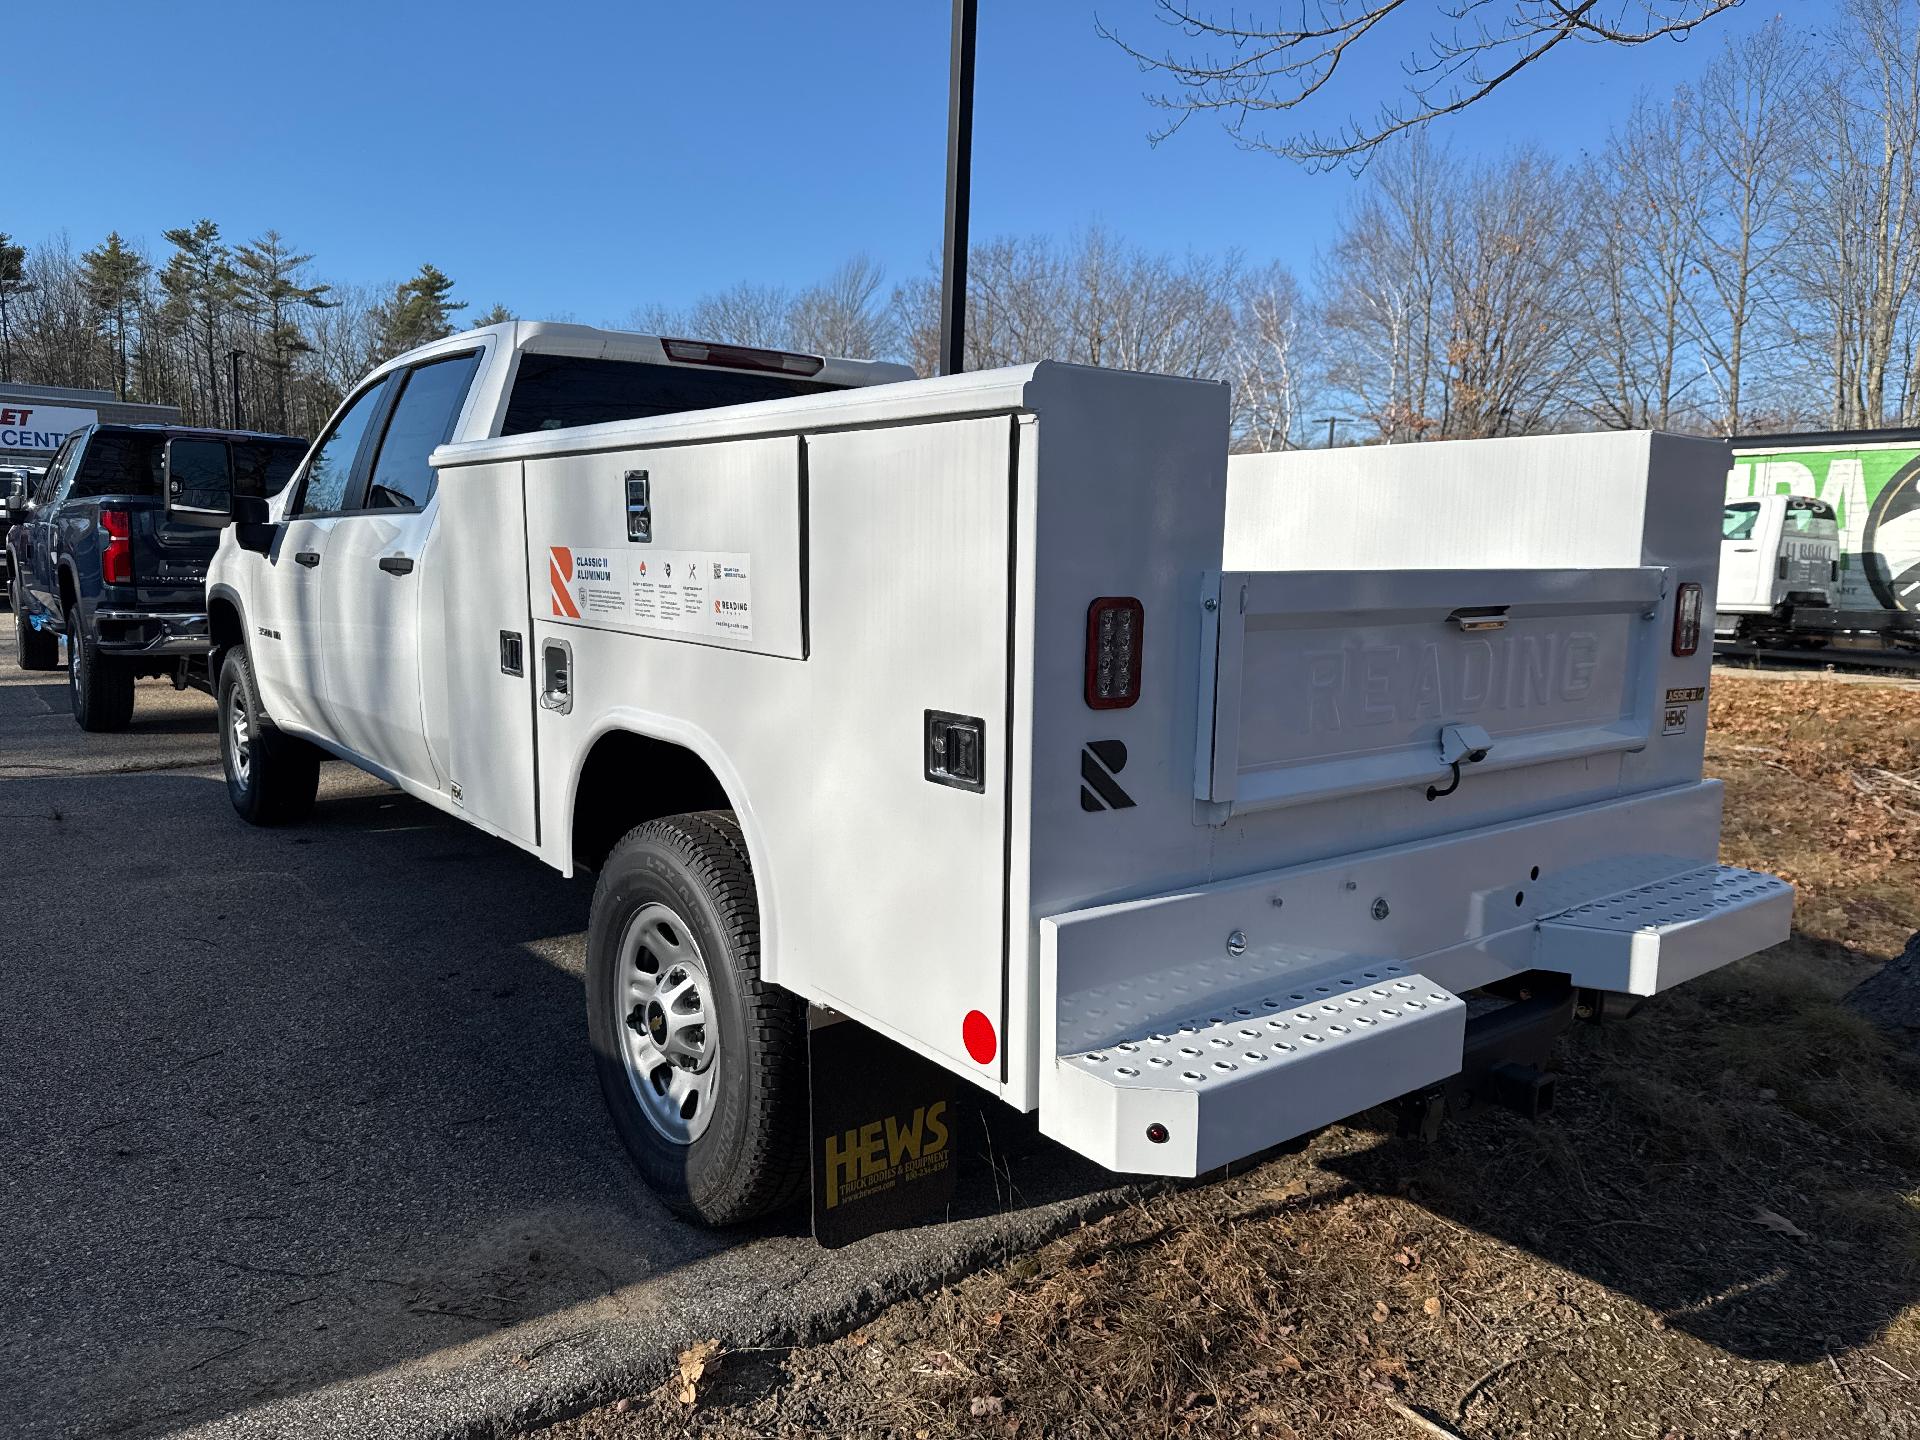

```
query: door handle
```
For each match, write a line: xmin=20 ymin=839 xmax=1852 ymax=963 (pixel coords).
xmin=294 ymin=551 xmax=320 ymax=568
xmin=540 ymin=638 xmax=574 ymax=714
xmin=379 ymin=555 xmax=415 ymax=575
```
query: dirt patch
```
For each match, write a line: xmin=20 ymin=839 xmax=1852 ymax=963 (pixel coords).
xmin=532 ymin=673 xmax=1920 ymax=1439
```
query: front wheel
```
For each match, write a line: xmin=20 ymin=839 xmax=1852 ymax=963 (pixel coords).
xmin=68 ymin=622 xmax=135 ymax=731
xmin=586 ymin=811 xmax=807 ymax=1226
xmin=218 ymin=646 xmax=320 ymax=825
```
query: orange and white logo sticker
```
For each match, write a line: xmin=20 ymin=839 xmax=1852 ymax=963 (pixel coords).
xmin=548 ymin=547 xmax=581 ymax=619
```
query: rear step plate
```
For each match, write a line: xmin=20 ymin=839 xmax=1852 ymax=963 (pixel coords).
xmin=1039 ymin=964 xmax=1465 ymax=1177
xmin=1536 ymin=864 xmax=1792 ymax=996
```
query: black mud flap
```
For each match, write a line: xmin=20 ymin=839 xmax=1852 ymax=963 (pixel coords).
xmin=808 ymin=1012 xmax=959 ymax=1249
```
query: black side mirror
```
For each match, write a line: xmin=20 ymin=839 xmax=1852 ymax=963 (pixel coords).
xmin=5 ymin=477 xmax=28 ymax=512
xmin=232 ymin=494 xmax=275 ymax=555
xmin=164 ymin=438 xmax=234 ymax=528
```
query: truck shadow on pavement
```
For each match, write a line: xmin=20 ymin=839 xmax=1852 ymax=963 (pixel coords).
xmin=2 ymin=766 xmax=1116 ymax=1440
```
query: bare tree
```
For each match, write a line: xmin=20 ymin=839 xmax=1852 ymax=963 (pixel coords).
xmin=1229 ymin=261 xmax=1317 ymax=449
xmin=1577 ymin=92 xmax=1708 ymax=431
xmin=1686 ymin=24 xmax=1811 ymax=434
xmin=1099 ymin=0 xmax=1739 ymax=168
xmin=787 ymin=256 xmax=895 ymax=359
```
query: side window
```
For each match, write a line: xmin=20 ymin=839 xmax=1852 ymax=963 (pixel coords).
xmin=363 ymin=351 xmax=482 ymax=510
xmin=36 ymin=434 xmax=82 ymax=504
xmin=296 ymin=380 xmax=390 ymax=516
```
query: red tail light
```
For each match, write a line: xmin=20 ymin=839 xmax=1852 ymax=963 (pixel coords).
xmin=1673 ymin=582 xmax=1702 ymax=657
xmin=100 ymin=508 xmax=132 ymax=586
xmin=1086 ymin=597 xmax=1144 ymax=709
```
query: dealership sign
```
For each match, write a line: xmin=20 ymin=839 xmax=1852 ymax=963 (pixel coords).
xmin=0 ymin=404 xmax=96 ymax=453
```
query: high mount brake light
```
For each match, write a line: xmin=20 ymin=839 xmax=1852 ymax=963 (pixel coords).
xmin=660 ymin=337 xmax=825 ymax=377
xmin=1086 ymin=597 xmax=1144 ymax=709
xmin=100 ymin=508 xmax=132 ymax=586
xmin=1673 ymin=582 xmax=1703 ymax=657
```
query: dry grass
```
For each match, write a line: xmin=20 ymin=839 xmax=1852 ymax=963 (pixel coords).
xmin=538 ymin=672 xmax=1920 ymax=1440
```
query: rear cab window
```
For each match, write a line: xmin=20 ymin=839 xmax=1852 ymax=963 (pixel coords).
xmin=500 ymin=354 xmax=841 ymax=436
xmin=364 ymin=351 xmax=482 ymax=510
xmin=68 ymin=432 xmax=166 ymax=500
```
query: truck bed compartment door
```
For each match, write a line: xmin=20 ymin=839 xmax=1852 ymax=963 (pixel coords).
xmin=1198 ymin=566 xmax=1666 ymax=818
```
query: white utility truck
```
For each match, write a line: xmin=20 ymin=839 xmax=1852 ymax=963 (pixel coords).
xmin=1713 ymin=493 xmax=1841 ymax=645
xmin=186 ymin=322 xmax=1792 ymax=1232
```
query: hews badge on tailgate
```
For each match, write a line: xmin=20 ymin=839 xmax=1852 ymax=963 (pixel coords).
xmin=549 ymin=544 xmax=754 ymax=641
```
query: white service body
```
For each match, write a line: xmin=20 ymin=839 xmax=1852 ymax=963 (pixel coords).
xmin=210 ymin=331 xmax=1791 ymax=1181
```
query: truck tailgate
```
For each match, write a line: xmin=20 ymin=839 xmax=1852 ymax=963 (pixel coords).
xmin=1197 ymin=567 xmax=1666 ymax=818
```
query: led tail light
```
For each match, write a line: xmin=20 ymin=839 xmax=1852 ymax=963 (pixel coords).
xmin=1086 ymin=597 xmax=1144 ymax=709
xmin=660 ymin=337 xmax=825 ymax=377
xmin=1673 ymin=582 xmax=1702 ymax=657
xmin=100 ymin=508 xmax=132 ymax=586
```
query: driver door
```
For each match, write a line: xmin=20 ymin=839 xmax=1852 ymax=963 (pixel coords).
xmin=250 ymin=376 xmax=393 ymax=736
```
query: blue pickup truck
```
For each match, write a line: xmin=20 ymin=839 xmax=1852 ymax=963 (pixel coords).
xmin=6 ymin=424 xmax=307 ymax=730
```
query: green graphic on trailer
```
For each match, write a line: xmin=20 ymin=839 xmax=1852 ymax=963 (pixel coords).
xmin=1726 ymin=443 xmax=1920 ymax=612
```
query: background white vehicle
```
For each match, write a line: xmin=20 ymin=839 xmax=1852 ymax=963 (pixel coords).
xmin=192 ymin=324 xmax=1792 ymax=1232
xmin=1713 ymin=493 xmax=1841 ymax=644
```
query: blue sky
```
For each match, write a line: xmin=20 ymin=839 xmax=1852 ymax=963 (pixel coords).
xmin=16 ymin=1 xmax=1833 ymax=322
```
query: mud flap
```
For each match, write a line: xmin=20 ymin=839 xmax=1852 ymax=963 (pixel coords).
xmin=808 ymin=1010 xmax=959 ymax=1248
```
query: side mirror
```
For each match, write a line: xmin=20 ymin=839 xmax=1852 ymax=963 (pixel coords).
xmin=5 ymin=476 xmax=28 ymax=513
xmin=165 ymin=438 xmax=235 ymax=527
xmin=232 ymin=494 xmax=275 ymax=555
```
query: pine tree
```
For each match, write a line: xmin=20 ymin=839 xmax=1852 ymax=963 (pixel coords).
xmin=0 ymin=234 xmax=30 ymax=383
xmin=471 ymin=302 xmax=513 ymax=327
xmin=80 ymin=232 xmax=149 ymax=399
xmin=160 ymin=220 xmax=237 ymax=425
xmin=375 ymin=263 xmax=467 ymax=358
xmin=234 ymin=230 xmax=334 ymax=431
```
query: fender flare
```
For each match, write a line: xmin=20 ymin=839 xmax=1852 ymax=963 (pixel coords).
xmin=561 ymin=706 xmax=786 ymax=983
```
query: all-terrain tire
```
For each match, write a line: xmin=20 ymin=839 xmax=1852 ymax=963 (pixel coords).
xmin=68 ymin=620 xmax=135 ymax=731
xmin=218 ymin=645 xmax=320 ymax=826
xmin=12 ymin=574 xmax=58 ymax=670
xmin=586 ymin=811 xmax=807 ymax=1226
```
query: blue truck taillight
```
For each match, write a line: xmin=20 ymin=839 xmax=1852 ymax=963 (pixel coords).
xmin=100 ymin=508 xmax=132 ymax=586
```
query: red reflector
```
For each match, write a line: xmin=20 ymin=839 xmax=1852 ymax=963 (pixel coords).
xmin=1085 ymin=597 xmax=1144 ymax=710
xmin=100 ymin=508 xmax=132 ymax=586
xmin=1673 ymin=582 xmax=1703 ymax=657
xmin=660 ymin=337 xmax=825 ymax=377
xmin=962 ymin=1010 xmax=997 ymax=1065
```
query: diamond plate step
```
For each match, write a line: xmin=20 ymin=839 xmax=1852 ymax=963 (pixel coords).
xmin=1536 ymin=863 xmax=1793 ymax=996
xmin=1038 ymin=964 xmax=1466 ymax=1176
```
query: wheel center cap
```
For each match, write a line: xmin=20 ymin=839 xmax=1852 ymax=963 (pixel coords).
xmin=646 ymin=1001 xmax=667 ymax=1044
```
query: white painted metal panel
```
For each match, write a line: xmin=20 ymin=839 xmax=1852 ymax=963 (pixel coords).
xmin=791 ymin=418 xmax=1014 ymax=1079
xmin=427 ymin=459 xmax=538 ymax=847
xmin=1199 ymin=567 xmax=1664 ymax=815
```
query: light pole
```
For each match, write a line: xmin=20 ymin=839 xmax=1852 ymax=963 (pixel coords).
xmin=938 ymin=0 xmax=978 ymax=377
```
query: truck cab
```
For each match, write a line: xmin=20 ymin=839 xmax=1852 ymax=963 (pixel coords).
xmin=1713 ymin=493 xmax=1840 ymax=644
xmin=8 ymin=423 xmax=306 ymax=729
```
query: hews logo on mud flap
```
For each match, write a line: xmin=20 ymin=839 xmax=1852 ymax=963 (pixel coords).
xmin=821 ymin=1101 xmax=950 ymax=1209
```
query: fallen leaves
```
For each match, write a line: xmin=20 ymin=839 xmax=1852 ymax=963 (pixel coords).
xmin=675 ymin=1337 xmax=721 ymax=1406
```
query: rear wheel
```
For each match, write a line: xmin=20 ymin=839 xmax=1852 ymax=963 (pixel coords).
xmin=68 ymin=621 xmax=135 ymax=731
xmin=11 ymin=574 xmax=58 ymax=671
xmin=586 ymin=811 xmax=806 ymax=1226
xmin=218 ymin=645 xmax=319 ymax=825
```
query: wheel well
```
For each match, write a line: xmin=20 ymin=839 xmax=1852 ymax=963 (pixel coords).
xmin=571 ymin=730 xmax=733 ymax=873
xmin=208 ymin=595 xmax=245 ymax=679
xmin=57 ymin=564 xmax=76 ymax=616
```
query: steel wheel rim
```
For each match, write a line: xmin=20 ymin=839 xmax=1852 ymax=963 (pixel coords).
xmin=615 ymin=901 xmax=718 ymax=1144
xmin=229 ymin=700 xmax=251 ymax=786
xmin=69 ymin=633 xmax=81 ymax=697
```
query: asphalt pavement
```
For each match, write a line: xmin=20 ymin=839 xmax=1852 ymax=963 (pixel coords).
xmin=0 ymin=624 xmax=1124 ymax=1439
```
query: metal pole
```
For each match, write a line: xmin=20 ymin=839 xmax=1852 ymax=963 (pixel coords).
xmin=938 ymin=0 xmax=978 ymax=376
xmin=1314 ymin=416 xmax=1350 ymax=449
xmin=227 ymin=349 xmax=245 ymax=430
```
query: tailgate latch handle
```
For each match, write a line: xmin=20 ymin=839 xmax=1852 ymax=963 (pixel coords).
xmin=1427 ymin=723 xmax=1493 ymax=802
xmin=1448 ymin=605 xmax=1508 ymax=632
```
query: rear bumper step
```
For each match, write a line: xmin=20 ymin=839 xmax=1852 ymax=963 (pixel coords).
xmin=1040 ymin=963 xmax=1467 ymax=1176
xmin=1536 ymin=864 xmax=1792 ymax=996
